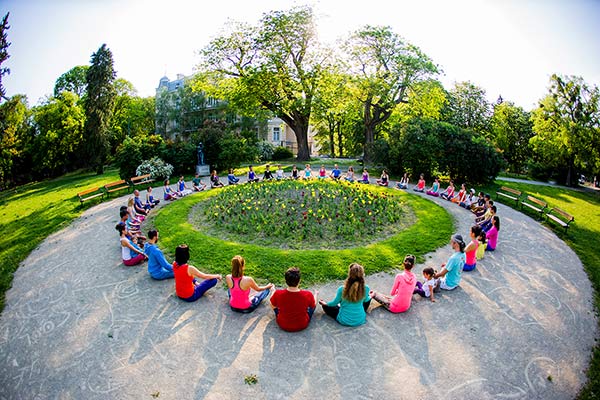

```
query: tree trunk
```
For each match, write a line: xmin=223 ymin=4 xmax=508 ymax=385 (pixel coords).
xmin=284 ymin=116 xmax=310 ymax=161
xmin=328 ymin=119 xmax=335 ymax=157
xmin=337 ymin=123 xmax=343 ymax=158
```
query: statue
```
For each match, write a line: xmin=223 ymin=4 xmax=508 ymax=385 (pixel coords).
xmin=197 ymin=142 xmax=205 ymax=166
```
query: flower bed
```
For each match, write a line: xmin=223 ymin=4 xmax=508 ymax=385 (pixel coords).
xmin=190 ymin=180 xmax=414 ymax=249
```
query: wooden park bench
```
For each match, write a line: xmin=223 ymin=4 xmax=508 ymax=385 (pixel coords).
xmin=520 ymin=195 xmax=548 ymax=220
xmin=545 ymin=207 xmax=574 ymax=233
xmin=103 ymin=180 xmax=130 ymax=196
xmin=130 ymin=173 xmax=155 ymax=188
xmin=77 ymin=187 xmax=105 ymax=204
xmin=496 ymin=186 xmax=522 ymax=206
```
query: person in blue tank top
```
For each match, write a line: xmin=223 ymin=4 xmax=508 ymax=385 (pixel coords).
xmin=434 ymin=234 xmax=466 ymax=290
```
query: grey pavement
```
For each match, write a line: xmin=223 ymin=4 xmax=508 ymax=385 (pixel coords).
xmin=0 ymin=180 xmax=597 ymax=399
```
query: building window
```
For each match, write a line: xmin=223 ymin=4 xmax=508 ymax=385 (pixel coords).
xmin=273 ymin=127 xmax=280 ymax=142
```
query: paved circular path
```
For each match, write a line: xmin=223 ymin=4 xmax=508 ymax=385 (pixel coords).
xmin=0 ymin=185 xmax=596 ymax=399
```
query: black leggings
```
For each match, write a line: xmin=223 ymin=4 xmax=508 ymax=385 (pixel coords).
xmin=321 ymin=300 xmax=371 ymax=320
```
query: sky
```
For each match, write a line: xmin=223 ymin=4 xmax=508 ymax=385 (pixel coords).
xmin=1 ymin=0 xmax=599 ymax=110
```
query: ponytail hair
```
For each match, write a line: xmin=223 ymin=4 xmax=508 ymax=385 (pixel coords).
xmin=451 ymin=234 xmax=466 ymax=252
xmin=422 ymin=267 xmax=435 ymax=279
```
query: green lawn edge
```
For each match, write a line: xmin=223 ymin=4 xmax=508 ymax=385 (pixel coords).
xmin=477 ymin=181 xmax=600 ymax=400
xmin=0 ymin=169 xmax=121 ymax=310
xmin=149 ymin=185 xmax=454 ymax=286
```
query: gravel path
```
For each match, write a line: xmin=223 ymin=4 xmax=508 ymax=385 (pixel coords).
xmin=0 ymin=182 xmax=596 ymax=399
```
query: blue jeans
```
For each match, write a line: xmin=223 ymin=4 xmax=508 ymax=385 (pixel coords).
xmin=180 ymin=279 xmax=218 ymax=302
xmin=229 ymin=288 xmax=271 ymax=313
xmin=151 ymin=267 xmax=174 ymax=280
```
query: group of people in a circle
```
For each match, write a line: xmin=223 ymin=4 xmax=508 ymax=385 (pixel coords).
xmin=115 ymin=169 xmax=501 ymax=331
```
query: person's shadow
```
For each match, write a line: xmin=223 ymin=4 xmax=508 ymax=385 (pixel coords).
xmin=192 ymin=309 xmax=263 ymax=399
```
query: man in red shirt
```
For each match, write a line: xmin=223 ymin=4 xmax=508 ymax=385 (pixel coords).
xmin=270 ymin=267 xmax=317 ymax=332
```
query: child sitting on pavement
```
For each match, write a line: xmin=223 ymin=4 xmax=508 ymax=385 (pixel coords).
xmin=413 ymin=267 xmax=439 ymax=302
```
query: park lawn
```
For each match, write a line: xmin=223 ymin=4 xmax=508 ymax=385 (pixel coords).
xmin=148 ymin=184 xmax=454 ymax=286
xmin=0 ymin=169 xmax=121 ymax=310
xmin=479 ymin=181 xmax=600 ymax=399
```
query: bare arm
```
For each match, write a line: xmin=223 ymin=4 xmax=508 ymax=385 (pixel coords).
xmin=122 ymin=238 xmax=144 ymax=256
xmin=434 ymin=264 xmax=448 ymax=279
xmin=188 ymin=265 xmax=222 ymax=281
xmin=244 ymin=277 xmax=273 ymax=292
xmin=427 ymin=283 xmax=436 ymax=302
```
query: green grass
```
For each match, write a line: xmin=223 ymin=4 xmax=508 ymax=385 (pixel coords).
xmin=2 ymin=169 xmax=599 ymax=395
xmin=0 ymin=169 xmax=121 ymax=309
xmin=148 ymin=184 xmax=454 ymax=286
xmin=477 ymin=181 xmax=600 ymax=399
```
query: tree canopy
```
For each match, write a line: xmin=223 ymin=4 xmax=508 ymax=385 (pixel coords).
xmin=198 ymin=6 xmax=327 ymax=161
xmin=530 ymin=74 xmax=600 ymax=185
xmin=54 ymin=65 xmax=89 ymax=98
xmin=344 ymin=25 xmax=438 ymax=161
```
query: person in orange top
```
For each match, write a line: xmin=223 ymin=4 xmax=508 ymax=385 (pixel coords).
xmin=173 ymin=245 xmax=222 ymax=302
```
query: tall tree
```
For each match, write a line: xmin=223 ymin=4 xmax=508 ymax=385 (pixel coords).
xmin=443 ymin=81 xmax=491 ymax=134
xmin=83 ymin=44 xmax=116 ymax=174
xmin=490 ymin=101 xmax=533 ymax=174
xmin=54 ymin=65 xmax=89 ymax=98
xmin=0 ymin=94 xmax=29 ymax=187
xmin=312 ymin=69 xmax=354 ymax=157
xmin=32 ymin=91 xmax=85 ymax=177
xmin=0 ymin=12 xmax=11 ymax=102
xmin=198 ymin=6 xmax=326 ymax=161
xmin=344 ymin=25 xmax=438 ymax=161
xmin=530 ymin=74 xmax=600 ymax=185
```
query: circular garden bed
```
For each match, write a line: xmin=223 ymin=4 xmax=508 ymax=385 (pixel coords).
xmin=149 ymin=180 xmax=453 ymax=285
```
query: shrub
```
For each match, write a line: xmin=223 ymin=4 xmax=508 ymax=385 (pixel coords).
xmin=136 ymin=157 xmax=174 ymax=180
xmin=272 ymin=146 xmax=293 ymax=161
xmin=162 ymin=140 xmax=196 ymax=176
xmin=114 ymin=134 xmax=165 ymax=179
xmin=257 ymin=141 xmax=274 ymax=161
xmin=388 ymin=118 xmax=502 ymax=184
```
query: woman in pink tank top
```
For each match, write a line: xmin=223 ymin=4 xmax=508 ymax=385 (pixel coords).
xmin=463 ymin=225 xmax=481 ymax=271
xmin=226 ymin=255 xmax=273 ymax=313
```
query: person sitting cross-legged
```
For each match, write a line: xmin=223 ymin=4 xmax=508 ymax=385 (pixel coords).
xmin=270 ymin=267 xmax=317 ymax=332
xmin=173 ymin=244 xmax=222 ymax=302
xmin=370 ymin=254 xmax=417 ymax=313
xmin=226 ymin=255 xmax=273 ymax=313
xmin=227 ymin=169 xmax=240 ymax=185
xmin=319 ymin=263 xmax=371 ymax=327
xmin=144 ymin=229 xmax=174 ymax=280
xmin=192 ymin=173 xmax=207 ymax=191
xmin=210 ymin=170 xmax=224 ymax=188
xmin=116 ymin=224 xmax=147 ymax=266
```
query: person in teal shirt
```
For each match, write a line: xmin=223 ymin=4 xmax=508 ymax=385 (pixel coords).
xmin=319 ymin=263 xmax=371 ymax=326
xmin=435 ymin=234 xmax=466 ymax=290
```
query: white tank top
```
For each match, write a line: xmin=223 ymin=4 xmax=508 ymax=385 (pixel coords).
xmin=121 ymin=238 xmax=132 ymax=260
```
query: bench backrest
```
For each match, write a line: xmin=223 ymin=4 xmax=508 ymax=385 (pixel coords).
xmin=549 ymin=207 xmax=574 ymax=222
xmin=131 ymin=174 xmax=151 ymax=182
xmin=78 ymin=187 xmax=101 ymax=197
xmin=526 ymin=195 xmax=547 ymax=208
xmin=500 ymin=186 xmax=522 ymax=196
xmin=105 ymin=180 xmax=127 ymax=189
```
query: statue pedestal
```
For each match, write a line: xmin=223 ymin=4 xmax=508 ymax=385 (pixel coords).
xmin=196 ymin=165 xmax=210 ymax=177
